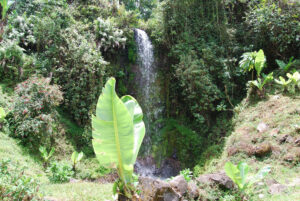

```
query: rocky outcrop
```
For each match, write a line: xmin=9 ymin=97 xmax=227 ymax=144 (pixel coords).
xmin=196 ymin=172 xmax=234 ymax=189
xmin=138 ymin=175 xmax=199 ymax=201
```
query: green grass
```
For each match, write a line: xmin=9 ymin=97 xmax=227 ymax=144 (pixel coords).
xmin=41 ymin=182 xmax=113 ymax=201
xmin=0 ymin=132 xmax=48 ymax=182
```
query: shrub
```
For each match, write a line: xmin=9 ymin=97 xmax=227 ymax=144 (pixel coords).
xmin=52 ymin=26 xmax=107 ymax=125
xmin=95 ymin=17 xmax=127 ymax=52
xmin=0 ymin=40 xmax=25 ymax=81
xmin=8 ymin=76 xmax=63 ymax=149
xmin=0 ymin=159 xmax=42 ymax=201
xmin=175 ymin=52 xmax=221 ymax=125
xmin=245 ymin=1 xmax=300 ymax=60
xmin=180 ymin=168 xmax=192 ymax=182
xmin=47 ymin=161 xmax=74 ymax=183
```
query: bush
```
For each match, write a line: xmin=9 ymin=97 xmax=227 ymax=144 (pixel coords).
xmin=0 ymin=40 xmax=26 ymax=81
xmin=8 ymin=77 xmax=63 ymax=149
xmin=95 ymin=17 xmax=127 ymax=52
xmin=0 ymin=159 xmax=42 ymax=201
xmin=245 ymin=1 xmax=300 ymax=61
xmin=47 ymin=161 xmax=74 ymax=183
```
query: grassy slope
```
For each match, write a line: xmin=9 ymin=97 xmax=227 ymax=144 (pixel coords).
xmin=206 ymin=95 xmax=300 ymax=200
xmin=0 ymin=131 xmax=113 ymax=200
xmin=0 ymin=84 xmax=113 ymax=201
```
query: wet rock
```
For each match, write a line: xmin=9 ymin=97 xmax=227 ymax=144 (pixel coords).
xmin=268 ymin=184 xmax=287 ymax=194
xmin=254 ymin=143 xmax=272 ymax=157
xmin=196 ymin=172 xmax=234 ymax=189
xmin=156 ymin=158 xmax=181 ymax=179
xmin=135 ymin=157 xmax=180 ymax=179
xmin=169 ymin=175 xmax=188 ymax=196
xmin=187 ymin=181 xmax=199 ymax=199
xmin=138 ymin=177 xmax=180 ymax=201
xmin=257 ymin=122 xmax=268 ymax=133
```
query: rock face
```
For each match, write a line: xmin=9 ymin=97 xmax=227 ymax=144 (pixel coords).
xmin=138 ymin=175 xmax=198 ymax=201
xmin=196 ymin=172 xmax=234 ymax=189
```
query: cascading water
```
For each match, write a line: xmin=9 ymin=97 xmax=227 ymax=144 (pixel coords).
xmin=134 ymin=29 xmax=177 ymax=178
xmin=134 ymin=28 xmax=163 ymax=153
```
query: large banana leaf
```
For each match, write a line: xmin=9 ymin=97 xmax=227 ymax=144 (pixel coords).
xmin=92 ymin=77 xmax=145 ymax=184
xmin=254 ymin=49 xmax=265 ymax=77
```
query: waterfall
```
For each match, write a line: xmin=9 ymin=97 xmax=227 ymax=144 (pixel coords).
xmin=134 ymin=29 xmax=179 ymax=179
xmin=134 ymin=29 xmax=163 ymax=154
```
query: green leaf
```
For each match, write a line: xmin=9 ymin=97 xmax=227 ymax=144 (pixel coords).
xmin=255 ymin=49 xmax=266 ymax=77
xmin=0 ymin=107 xmax=6 ymax=122
xmin=0 ymin=0 xmax=15 ymax=19
xmin=71 ymin=151 xmax=79 ymax=163
xmin=225 ymin=162 xmax=242 ymax=189
xmin=238 ymin=162 xmax=249 ymax=189
xmin=121 ymin=95 xmax=145 ymax=165
xmin=276 ymin=59 xmax=286 ymax=69
xmin=92 ymin=77 xmax=145 ymax=184
xmin=248 ymin=166 xmax=271 ymax=187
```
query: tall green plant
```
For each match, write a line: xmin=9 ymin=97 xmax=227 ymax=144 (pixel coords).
xmin=39 ymin=146 xmax=55 ymax=168
xmin=239 ymin=49 xmax=266 ymax=79
xmin=0 ymin=0 xmax=15 ymax=19
xmin=71 ymin=151 xmax=83 ymax=172
xmin=92 ymin=77 xmax=145 ymax=199
xmin=0 ymin=107 xmax=6 ymax=123
xmin=225 ymin=162 xmax=271 ymax=193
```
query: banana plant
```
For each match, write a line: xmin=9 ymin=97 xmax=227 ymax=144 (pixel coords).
xmin=71 ymin=151 xmax=84 ymax=172
xmin=287 ymin=71 xmax=300 ymax=85
xmin=249 ymin=72 xmax=273 ymax=91
xmin=92 ymin=77 xmax=145 ymax=199
xmin=39 ymin=146 xmax=55 ymax=168
xmin=275 ymin=76 xmax=292 ymax=92
xmin=276 ymin=57 xmax=296 ymax=72
xmin=0 ymin=107 xmax=6 ymax=123
xmin=239 ymin=49 xmax=266 ymax=80
xmin=0 ymin=0 xmax=15 ymax=20
xmin=225 ymin=162 xmax=271 ymax=193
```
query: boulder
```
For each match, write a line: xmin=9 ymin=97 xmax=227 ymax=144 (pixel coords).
xmin=138 ymin=176 xmax=199 ymax=201
xmin=138 ymin=177 xmax=180 ymax=201
xmin=187 ymin=181 xmax=199 ymax=199
xmin=169 ymin=175 xmax=188 ymax=196
xmin=196 ymin=172 xmax=234 ymax=189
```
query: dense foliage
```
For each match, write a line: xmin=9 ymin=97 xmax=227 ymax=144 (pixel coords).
xmin=8 ymin=77 xmax=63 ymax=149
xmin=0 ymin=0 xmax=299 ymax=185
xmin=0 ymin=159 xmax=41 ymax=201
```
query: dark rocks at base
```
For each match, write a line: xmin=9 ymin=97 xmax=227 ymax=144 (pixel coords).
xmin=196 ymin=172 xmax=234 ymax=189
xmin=135 ymin=157 xmax=181 ymax=179
xmin=138 ymin=175 xmax=199 ymax=201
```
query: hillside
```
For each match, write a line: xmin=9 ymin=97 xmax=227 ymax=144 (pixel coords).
xmin=199 ymin=95 xmax=300 ymax=200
